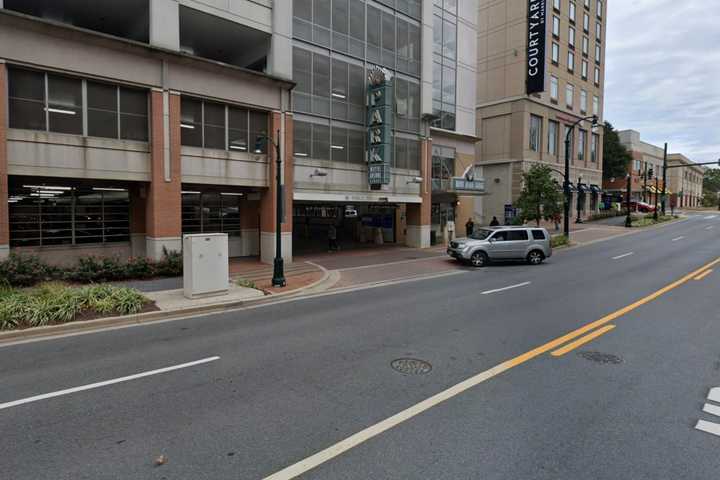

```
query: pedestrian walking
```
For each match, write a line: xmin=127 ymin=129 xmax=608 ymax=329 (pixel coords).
xmin=489 ymin=216 xmax=500 ymax=226
xmin=328 ymin=224 xmax=338 ymax=252
xmin=553 ymin=212 xmax=561 ymax=231
xmin=465 ymin=218 xmax=475 ymax=237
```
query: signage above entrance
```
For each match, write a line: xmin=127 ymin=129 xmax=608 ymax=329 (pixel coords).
xmin=367 ymin=67 xmax=393 ymax=189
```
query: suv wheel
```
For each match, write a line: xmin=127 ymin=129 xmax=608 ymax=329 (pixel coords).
xmin=527 ymin=250 xmax=544 ymax=265
xmin=470 ymin=251 xmax=488 ymax=268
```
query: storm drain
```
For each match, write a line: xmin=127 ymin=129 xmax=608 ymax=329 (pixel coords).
xmin=391 ymin=358 xmax=432 ymax=375
xmin=577 ymin=351 xmax=623 ymax=365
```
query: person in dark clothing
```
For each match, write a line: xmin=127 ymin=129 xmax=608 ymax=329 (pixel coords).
xmin=328 ymin=224 xmax=338 ymax=252
xmin=465 ymin=218 xmax=475 ymax=237
xmin=489 ymin=216 xmax=500 ymax=226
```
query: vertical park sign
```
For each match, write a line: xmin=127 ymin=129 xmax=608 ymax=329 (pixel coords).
xmin=526 ymin=0 xmax=547 ymax=94
xmin=367 ymin=67 xmax=392 ymax=189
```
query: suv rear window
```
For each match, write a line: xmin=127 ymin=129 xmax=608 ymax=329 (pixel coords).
xmin=532 ymin=230 xmax=546 ymax=240
xmin=507 ymin=230 xmax=529 ymax=241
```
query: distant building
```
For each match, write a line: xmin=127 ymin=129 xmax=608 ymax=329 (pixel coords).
xmin=476 ymin=0 xmax=607 ymax=224
xmin=604 ymin=130 xmax=667 ymax=204
xmin=667 ymin=154 xmax=705 ymax=208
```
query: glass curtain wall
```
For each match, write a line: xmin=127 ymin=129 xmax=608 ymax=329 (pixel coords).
xmin=292 ymin=0 xmax=423 ymax=171
xmin=431 ymin=0 xmax=457 ymax=130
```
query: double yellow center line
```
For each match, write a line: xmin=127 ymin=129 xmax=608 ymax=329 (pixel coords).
xmin=546 ymin=257 xmax=720 ymax=358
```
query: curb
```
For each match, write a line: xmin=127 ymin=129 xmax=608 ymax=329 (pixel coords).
xmin=0 ymin=262 xmax=333 ymax=345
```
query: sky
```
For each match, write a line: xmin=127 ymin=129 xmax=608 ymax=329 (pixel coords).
xmin=604 ymin=0 xmax=720 ymax=165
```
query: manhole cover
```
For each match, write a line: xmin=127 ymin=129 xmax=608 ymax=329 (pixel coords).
xmin=577 ymin=351 xmax=623 ymax=365
xmin=391 ymin=358 xmax=432 ymax=375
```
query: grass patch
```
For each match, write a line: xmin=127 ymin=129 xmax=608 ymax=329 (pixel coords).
xmin=0 ymin=283 xmax=151 ymax=331
xmin=235 ymin=278 xmax=258 ymax=290
xmin=632 ymin=214 xmax=677 ymax=228
xmin=551 ymin=235 xmax=570 ymax=248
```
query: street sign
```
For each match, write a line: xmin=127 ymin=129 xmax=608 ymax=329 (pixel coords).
xmin=367 ymin=67 xmax=392 ymax=187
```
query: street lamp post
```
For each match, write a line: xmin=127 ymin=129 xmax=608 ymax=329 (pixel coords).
xmin=625 ymin=173 xmax=633 ymax=228
xmin=576 ymin=176 xmax=583 ymax=224
xmin=654 ymin=175 xmax=660 ymax=221
xmin=256 ymin=130 xmax=286 ymax=287
xmin=564 ymin=114 xmax=598 ymax=239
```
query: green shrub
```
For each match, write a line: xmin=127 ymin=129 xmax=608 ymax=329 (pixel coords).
xmin=155 ymin=248 xmax=182 ymax=277
xmin=66 ymin=256 xmax=126 ymax=283
xmin=551 ymin=235 xmax=569 ymax=248
xmin=236 ymin=278 xmax=257 ymax=290
xmin=124 ymin=257 xmax=156 ymax=279
xmin=0 ymin=253 xmax=56 ymax=287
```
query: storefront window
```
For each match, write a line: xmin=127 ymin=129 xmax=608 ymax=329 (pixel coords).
xmin=181 ymin=192 xmax=242 ymax=236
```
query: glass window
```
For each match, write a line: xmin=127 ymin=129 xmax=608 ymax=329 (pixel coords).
xmin=292 ymin=47 xmax=312 ymax=113
xmin=181 ymin=97 xmax=203 ymax=147
xmin=569 ymin=1 xmax=576 ymax=21
xmin=349 ymin=1 xmax=365 ymax=42
xmin=566 ymin=83 xmax=574 ymax=108
xmin=381 ymin=12 xmax=395 ymax=52
xmin=548 ymin=121 xmax=559 ymax=156
xmin=595 ymin=44 xmax=601 ymax=63
xmin=332 ymin=0 xmax=348 ymax=34
xmin=312 ymin=53 xmax=330 ymax=116
xmin=294 ymin=121 xmax=312 ymax=157
xmin=596 ymin=22 xmax=602 ymax=40
xmin=331 ymin=126 xmax=348 ymax=163
xmin=348 ymin=128 xmax=365 ymax=164
xmin=312 ymin=123 xmax=330 ymax=160
xmin=552 ymin=16 xmax=560 ymax=37
xmin=395 ymin=137 xmax=408 ymax=169
xmin=294 ymin=0 xmax=312 ymax=22
xmin=581 ymin=60 xmax=588 ymax=79
xmin=532 ymin=230 xmax=547 ymax=240
xmin=593 ymin=95 xmax=600 ymax=115
xmin=87 ymin=81 xmax=118 ymax=139
xmin=8 ymin=68 xmax=46 ymax=131
xmin=553 ymin=0 xmax=561 ymax=10
xmin=348 ymin=64 xmax=365 ymax=123
xmin=367 ymin=6 xmax=381 ymax=62
xmin=578 ymin=129 xmax=587 ymax=161
xmin=550 ymin=76 xmax=559 ymax=100
xmin=407 ymin=138 xmax=420 ymax=170
xmin=568 ymin=26 xmax=575 ymax=47
xmin=580 ymin=89 xmax=588 ymax=112
xmin=443 ymin=19 xmax=456 ymax=59
xmin=568 ymin=51 xmax=575 ymax=72
xmin=442 ymin=65 xmax=456 ymax=105
xmin=433 ymin=13 xmax=442 ymax=55
xmin=591 ymin=133 xmax=599 ymax=163
xmin=552 ymin=43 xmax=560 ymax=63
xmin=595 ymin=66 xmax=601 ymax=85
xmin=47 ymin=74 xmax=82 ymax=135
xmin=249 ymin=110 xmax=268 ymax=154
xmin=597 ymin=0 xmax=603 ymax=17
xmin=331 ymin=59 xmax=349 ymax=120
xmin=119 ymin=87 xmax=148 ymax=141
xmin=313 ymin=0 xmax=330 ymax=28
xmin=444 ymin=0 xmax=457 ymax=14
xmin=507 ymin=230 xmax=529 ymax=241
xmin=583 ymin=36 xmax=589 ymax=55
xmin=583 ymin=12 xmax=589 ymax=31
xmin=228 ymin=107 xmax=249 ymax=152
xmin=201 ymin=192 xmax=222 ymax=233
xmin=529 ymin=115 xmax=542 ymax=152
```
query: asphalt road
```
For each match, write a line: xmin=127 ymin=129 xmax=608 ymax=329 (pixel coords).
xmin=1 ymin=213 xmax=719 ymax=479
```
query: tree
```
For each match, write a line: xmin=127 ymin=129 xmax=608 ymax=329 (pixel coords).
xmin=602 ymin=121 xmax=631 ymax=180
xmin=516 ymin=164 xmax=564 ymax=227
xmin=702 ymin=168 xmax=720 ymax=207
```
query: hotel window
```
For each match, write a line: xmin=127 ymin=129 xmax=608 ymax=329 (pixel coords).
xmin=594 ymin=66 xmax=601 ymax=85
xmin=583 ymin=12 xmax=590 ymax=32
xmin=584 ymin=0 xmax=590 ymax=7
xmin=578 ymin=129 xmax=587 ymax=161
xmin=582 ymin=36 xmax=589 ymax=56
xmin=529 ymin=115 xmax=543 ymax=152
xmin=552 ymin=43 xmax=560 ymax=64
xmin=591 ymin=133 xmax=599 ymax=163
xmin=596 ymin=22 xmax=602 ymax=41
xmin=569 ymin=2 xmax=576 ymax=22
xmin=597 ymin=0 xmax=603 ymax=18
xmin=548 ymin=120 xmax=559 ymax=156
xmin=593 ymin=95 xmax=600 ymax=115
xmin=550 ymin=76 xmax=559 ymax=101
xmin=566 ymin=83 xmax=574 ymax=108
xmin=634 ymin=159 xmax=641 ymax=172
xmin=568 ymin=26 xmax=575 ymax=48
xmin=552 ymin=16 xmax=560 ymax=38
xmin=595 ymin=44 xmax=602 ymax=64
xmin=86 ymin=82 xmax=148 ymax=141
xmin=580 ymin=90 xmax=588 ymax=113
xmin=567 ymin=51 xmax=575 ymax=73
xmin=553 ymin=0 xmax=561 ymax=11
xmin=581 ymin=60 xmax=588 ymax=80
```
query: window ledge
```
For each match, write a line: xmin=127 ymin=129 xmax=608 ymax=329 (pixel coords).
xmin=7 ymin=128 xmax=151 ymax=152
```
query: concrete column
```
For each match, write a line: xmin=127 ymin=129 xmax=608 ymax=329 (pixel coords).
xmin=150 ymin=0 xmax=180 ymax=51
xmin=268 ymin=0 xmax=293 ymax=79
xmin=406 ymin=137 xmax=432 ymax=248
xmin=146 ymin=89 xmax=182 ymax=260
xmin=129 ymin=184 xmax=147 ymax=258
xmin=0 ymin=61 xmax=9 ymax=260
xmin=260 ymin=112 xmax=293 ymax=264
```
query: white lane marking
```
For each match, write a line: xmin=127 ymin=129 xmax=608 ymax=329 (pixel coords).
xmin=612 ymin=252 xmax=635 ymax=260
xmin=0 ymin=356 xmax=220 ymax=411
xmin=709 ymin=387 xmax=720 ymax=403
xmin=481 ymin=282 xmax=531 ymax=295
xmin=695 ymin=420 xmax=720 ymax=437
xmin=706 ymin=226 xmax=715 ymax=231
xmin=671 ymin=236 xmax=685 ymax=242
xmin=704 ymin=215 xmax=717 ymax=220
xmin=703 ymin=403 xmax=720 ymax=417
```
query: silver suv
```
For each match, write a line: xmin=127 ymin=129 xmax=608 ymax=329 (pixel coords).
xmin=447 ymin=226 xmax=552 ymax=267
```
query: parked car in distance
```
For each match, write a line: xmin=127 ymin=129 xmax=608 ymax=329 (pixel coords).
xmin=629 ymin=201 xmax=657 ymax=213
xmin=447 ymin=226 xmax=552 ymax=267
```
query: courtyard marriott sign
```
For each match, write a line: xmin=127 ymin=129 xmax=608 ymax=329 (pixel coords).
xmin=526 ymin=0 xmax=547 ymax=95
xmin=367 ymin=67 xmax=392 ymax=189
